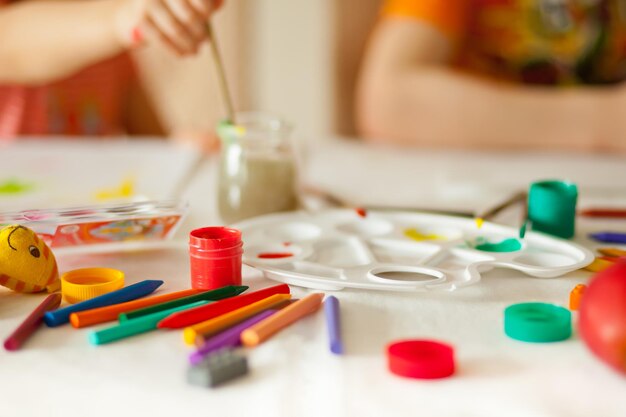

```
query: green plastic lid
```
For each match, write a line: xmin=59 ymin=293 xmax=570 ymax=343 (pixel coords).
xmin=504 ymin=302 xmax=571 ymax=343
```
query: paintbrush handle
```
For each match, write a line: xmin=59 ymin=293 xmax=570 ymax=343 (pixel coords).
xmin=476 ymin=191 xmax=528 ymax=222
xmin=206 ymin=21 xmax=236 ymax=123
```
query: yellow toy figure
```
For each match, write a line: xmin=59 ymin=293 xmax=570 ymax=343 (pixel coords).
xmin=0 ymin=225 xmax=60 ymax=293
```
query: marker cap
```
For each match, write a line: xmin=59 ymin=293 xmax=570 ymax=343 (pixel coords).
xmin=386 ymin=340 xmax=455 ymax=379
xmin=61 ymin=268 xmax=124 ymax=304
xmin=504 ymin=302 xmax=571 ymax=343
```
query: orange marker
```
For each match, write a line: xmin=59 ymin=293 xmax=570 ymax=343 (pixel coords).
xmin=241 ymin=293 xmax=324 ymax=347
xmin=69 ymin=288 xmax=198 ymax=328
xmin=569 ymin=284 xmax=587 ymax=311
xmin=597 ymin=247 xmax=626 ymax=258
xmin=183 ymin=293 xmax=291 ymax=345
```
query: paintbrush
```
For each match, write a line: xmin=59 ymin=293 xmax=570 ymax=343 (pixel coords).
xmin=171 ymin=21 xmax=236 ymax=199
xmin=474 ymin=191 xmax=528 ymax=229
xmin=300 ymin=185 xmax=474 ymax=217
xmin=206 ymin=21 xmax=236 ymax=124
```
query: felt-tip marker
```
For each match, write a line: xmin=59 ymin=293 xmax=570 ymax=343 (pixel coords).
xmin=589 ymin=232 xmax=626 ymax=244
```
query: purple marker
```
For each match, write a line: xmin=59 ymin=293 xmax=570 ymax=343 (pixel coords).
xmin=189 ymin=309 xmax=276 ymax=365
xmin=325 ymin=296 xmax=343 ymax=354
xmin=589 ymin=232 xmax=626 ymax=244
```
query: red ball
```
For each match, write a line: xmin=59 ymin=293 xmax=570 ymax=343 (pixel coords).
xmin=579 ymin=260 xmax=626 ymax=374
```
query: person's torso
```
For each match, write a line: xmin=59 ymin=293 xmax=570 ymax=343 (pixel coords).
xmin=0 ymin=53 xmax=135 ymax=139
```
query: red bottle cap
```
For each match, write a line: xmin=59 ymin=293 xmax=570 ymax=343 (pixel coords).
xmin=386 ymin=340 xmax=455 ymax=379
xmin=189 ymin=227 xmax=241 ymax=251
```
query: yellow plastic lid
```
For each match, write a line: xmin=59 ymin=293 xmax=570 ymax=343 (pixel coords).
xmin=61 ymin=268 xmax=125 ymax=304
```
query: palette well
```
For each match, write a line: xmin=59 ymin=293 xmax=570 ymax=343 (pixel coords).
xmin=235 ymin=209 xmax=594 ymax=292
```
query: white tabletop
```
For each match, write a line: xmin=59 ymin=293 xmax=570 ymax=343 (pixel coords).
xmin=1 ymin=138 xmax=625 ymax=417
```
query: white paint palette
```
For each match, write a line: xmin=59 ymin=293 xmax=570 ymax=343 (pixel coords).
xmin=236 ymin=209 xmax=594 ymax=292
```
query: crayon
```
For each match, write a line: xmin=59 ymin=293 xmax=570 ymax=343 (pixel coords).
xmin=44 ymin=280 xmax=163 ymax=327
xmin=119 ymin=285 xmax=248 ymax=322
xmin=189 ymin=309 xmax=277 ymax=365
xmin=89 ymin=301 xmax=208 ymax=345
xmin=158 ymin=284 xmax=290 ymax=329
xmin=589 ymin=232 xmax=626 ymax=244
xmin=241 ymin=293 xmax=324 ymax=347
xmin=183 ymin=294 xmax=291 ymax=345
xmin=324 ymin=296 xmax=343 ymax=354
xmin=3 ymin=293 xmax=62 ymax=351
xmin=70 ymin=288 xmax=199 ymax=328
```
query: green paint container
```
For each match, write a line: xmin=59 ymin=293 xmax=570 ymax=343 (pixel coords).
xmin=528 ymin=180 xmax=578 ymax=239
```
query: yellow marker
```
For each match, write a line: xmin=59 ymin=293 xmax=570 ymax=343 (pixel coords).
xmin=404 ymin=228 xmax=444 ymax=242
xmin=475 ymin=218 xmax=484 ymax=229
xmin=234 ymin=125 xmax=247 ymax=136
xmin=241 ymin=293 xmax=324 ymax=347
xmin=583 ymin=258 xmax=614 ymax=273
xmin=182 ymin=293 xmax=291 ymax=345
xmin=598 ymin=248 xmax=626 ymax=258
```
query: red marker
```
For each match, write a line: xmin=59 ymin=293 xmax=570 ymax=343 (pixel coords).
xmin=4 ymin=293 xmax=62 ymax=351
xmin=157 ymin=284 xmax=290 ymax=329
xmin=580 ymin=208 xmax=626 ymax=218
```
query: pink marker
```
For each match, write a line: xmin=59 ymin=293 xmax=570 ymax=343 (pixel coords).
xmin=4 ymin=293 xmax=62 ymax=351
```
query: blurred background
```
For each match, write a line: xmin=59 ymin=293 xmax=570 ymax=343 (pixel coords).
xmin=134 ymin=0 xmax=381 ymax=142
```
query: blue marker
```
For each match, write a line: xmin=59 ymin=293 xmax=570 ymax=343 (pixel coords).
xmin=324 ymin=296 xmax=343 ymax=355
xmin=44 ymin=280 xmax=163 ymax=327
xmin=589 ymin=232 xmax=626 ymax=244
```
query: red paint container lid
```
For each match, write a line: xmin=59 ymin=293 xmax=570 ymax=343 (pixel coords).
xmin=189 ymin=227 xmax=242 ymax=251
xmin=386 ymin=340 xmax=455 ymax=379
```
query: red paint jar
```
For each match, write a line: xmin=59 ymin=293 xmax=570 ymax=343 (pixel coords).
xmin=189 ymin=227 xmax=243 ymax=290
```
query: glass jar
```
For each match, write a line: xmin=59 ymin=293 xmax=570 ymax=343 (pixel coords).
xmin=217 ymin=112 xmax=299 ymax=224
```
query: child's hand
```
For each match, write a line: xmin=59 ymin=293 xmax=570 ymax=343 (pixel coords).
xmin=115 ymin=0 xmax=224 ymax=55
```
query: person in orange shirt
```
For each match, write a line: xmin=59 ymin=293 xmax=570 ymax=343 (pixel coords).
xmin=356 ymin=0 xmax=626 ymax=152
xmin=0 ymin=0 xmax=223 ymax=149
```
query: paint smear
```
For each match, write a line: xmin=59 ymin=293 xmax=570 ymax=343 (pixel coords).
xmin=95 ymin=176 xmax=135 ymax=201
xmin=404 ymin=228 xmax=445 ymax=241
xmin=258 ymin=252 xmax=293 ymax=259
xmin=0 ymin=178 xmax=34 ymax=195
xmin=355 ymin=208 xmax=367 ymax=218
xmin=519 ymin=220 xmax=528 ymax=239
xmin=475 ymin=218 xmax=484 ymax=229
xmin=475 ymin=238 xmax=522 ymax=253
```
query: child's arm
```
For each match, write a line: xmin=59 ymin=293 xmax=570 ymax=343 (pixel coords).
xmin=356 ymin=19 xmax=625 ymax=152
xmin=0 ymin=0 xmax=222 ymax=85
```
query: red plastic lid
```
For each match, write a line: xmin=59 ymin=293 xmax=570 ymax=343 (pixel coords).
xmin=386 ymin=340 xmax=455 ymax=379
xmin=189 ymin=227 xmax=242 ymax=250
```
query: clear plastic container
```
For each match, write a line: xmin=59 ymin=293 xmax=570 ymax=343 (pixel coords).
xmin=217 ymin=112 xmax=299 ymax=224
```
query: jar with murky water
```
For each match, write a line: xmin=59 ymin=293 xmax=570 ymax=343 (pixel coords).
xmin=217 ymin=113 xmax=298 ymax=224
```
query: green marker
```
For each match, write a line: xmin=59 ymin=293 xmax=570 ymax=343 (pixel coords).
xmin=89 ymin=301 xmax=209 ymax=345
xmin=118 ymin=285 xmax=248 ymax=322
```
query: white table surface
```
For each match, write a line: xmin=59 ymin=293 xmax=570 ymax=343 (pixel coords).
xmin=1 ymin=138 xmax=625 ymax=417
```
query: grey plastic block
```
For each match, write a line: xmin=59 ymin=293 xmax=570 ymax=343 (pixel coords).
xmin=187 ymin=349 xmax=248 ymax=388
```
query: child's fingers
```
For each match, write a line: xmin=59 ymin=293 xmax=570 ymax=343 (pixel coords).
xmin=146 ymin=0 xmax=198 ymax=54
xmin=166 ymin=0 xmax=206 ymax=42
xmin=187 ymin=0 xmax=221 ymax=18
